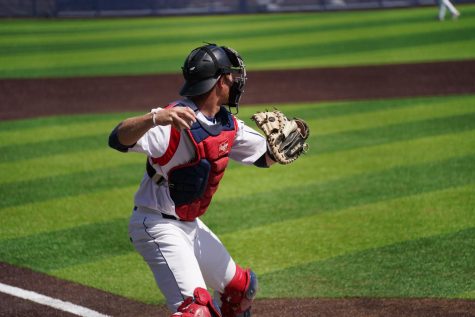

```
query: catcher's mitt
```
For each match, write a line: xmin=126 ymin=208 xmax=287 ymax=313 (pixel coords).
xmin=251 ymin=109 xmax=309 ymax=164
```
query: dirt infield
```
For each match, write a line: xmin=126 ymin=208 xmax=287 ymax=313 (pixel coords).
xmin=1 ymin=60 xmax=475 ymax=316
xmin=1 ymin=60 xmax=474 ymax=120
xmin=0 ymin=263 xmax=475 ymax=317
xmin=2 ymin=262 xmax=475 ymax=317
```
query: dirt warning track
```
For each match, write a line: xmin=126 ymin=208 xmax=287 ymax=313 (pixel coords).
xmin=1 ymin=60 xmax=474 ymax=120
xmin=2 ymin=262 xmax=475 ymax=317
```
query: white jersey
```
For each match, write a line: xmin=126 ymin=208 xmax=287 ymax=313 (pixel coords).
xmin=128 ymin=109 xmax=267 ymax=216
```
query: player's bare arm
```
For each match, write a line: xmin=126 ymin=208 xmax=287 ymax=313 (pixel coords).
xmin=116 ymin=107 xmax=196 ymax=146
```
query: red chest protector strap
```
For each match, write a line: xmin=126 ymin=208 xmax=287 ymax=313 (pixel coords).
xmin=150 ymin=101 xmax=182 ymax=167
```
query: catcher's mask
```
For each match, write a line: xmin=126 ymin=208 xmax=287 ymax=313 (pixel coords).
xmin=179 ymin=43 xmax=247 ymax=112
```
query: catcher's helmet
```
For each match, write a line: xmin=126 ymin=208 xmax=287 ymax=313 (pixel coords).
xmin=179 ymin=44 xmax=246 ymax=108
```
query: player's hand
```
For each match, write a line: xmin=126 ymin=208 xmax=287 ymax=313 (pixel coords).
xmin=154 ymin=107 xmax=196 ymax=130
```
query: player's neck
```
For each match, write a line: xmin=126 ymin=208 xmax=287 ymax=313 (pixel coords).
xmin=191 ymin=94 xmax=221 ymax=118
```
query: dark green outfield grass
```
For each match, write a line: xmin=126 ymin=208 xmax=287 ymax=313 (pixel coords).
xmin=1 ymin=95 xmax=474 ymax=303
xmin=262 ymin=227 xmax=475 ymax=298
xmin=1 ymin=5 xmax=474 ymax=78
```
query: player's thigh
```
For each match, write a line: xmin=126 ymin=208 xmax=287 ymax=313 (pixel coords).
xmin=194 ymin=219 xmax=236 ymax=293
xmin=129 ymin=214 xmax=206 ymax=310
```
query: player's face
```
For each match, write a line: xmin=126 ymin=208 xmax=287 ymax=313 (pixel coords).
xmin=221 ymin=74 xmax=233 ymax=100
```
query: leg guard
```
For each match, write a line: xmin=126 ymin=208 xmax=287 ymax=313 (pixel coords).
xmin=220 ymin=265 xmax=258 ymax=317
xmin=171 ymin=287 xmax=222 ymax=317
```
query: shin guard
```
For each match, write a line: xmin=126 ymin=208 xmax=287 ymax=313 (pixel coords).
xmin=220 ymin=265 xmax=258 ymax=317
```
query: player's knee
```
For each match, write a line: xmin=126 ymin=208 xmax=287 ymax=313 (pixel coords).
xmin=220 ymin=265 xmax=258 ymax=317
xmin=171 ymin=287 xmax=222 ymax=317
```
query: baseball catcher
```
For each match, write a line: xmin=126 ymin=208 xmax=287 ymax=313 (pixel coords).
xmin=108 ymin=43 xmax=308 ymax=317
xmin=251 ymin=109 xmax=309 ymax=164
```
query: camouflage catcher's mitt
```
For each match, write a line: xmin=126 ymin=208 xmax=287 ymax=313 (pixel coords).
xmin=251 ymin=109 xmax=309 ymax=164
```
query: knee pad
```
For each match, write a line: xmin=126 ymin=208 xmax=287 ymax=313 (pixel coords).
xmin=172 ymin=287 xmax=222 ymax=317
xmin=220 ymin=265 xmax=258 ymax=317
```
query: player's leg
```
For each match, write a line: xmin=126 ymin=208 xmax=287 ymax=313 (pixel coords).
xmin=438 ymin=0 xmax=447 ymax=20
xmin=128 ymin=209 xmax=206 ymax=312
xmin=442 ymin=0 xmax=459 ymax=17
xmin=195 ymin=219 xmax=258 ymax=317
xmin=218 ymin=265 xmax=258 ymax=317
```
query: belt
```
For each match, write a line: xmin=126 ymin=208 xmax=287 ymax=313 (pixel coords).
xmin=161 ymin=213 xmax=181 ymax=221
xmin=133 ymin=206 xmax=182 ymax=221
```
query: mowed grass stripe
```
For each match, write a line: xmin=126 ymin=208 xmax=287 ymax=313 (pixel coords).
xmin=48 ymin=187 xmax=475 ymax=303
xmin=0 ymin=16 xmax=430 ymax=60
xmin=52 ymin=224 xmax=475 ymax=304
xmin=1 ymin=96 xmax=474 ymax=163
xmin=0 ymin=218 xmax=133 ymax=271
xmin=0 ymin=163 xmax=143 ymax=209
xmin=0 ymin=13 xmax=428 ymax=55
xmin=215 ymin=110 xmax=475 ymax=163
xmin=0 ymin=112 xmax=135 ymax=133
xmin=249 ymin=27 xmax=475 ymax=68
xmin=249 ymin=95 xmax=475 ymax=132
xmin=1 ymin=129 xmax=473 ymax=237
xmin=205 ymin=154 xmax=475 ymax=234
xmin=1 ymin=11 xmax=345 ymax=38
xmin=0 ymin=5 xmax=453 ymax=37
xmin=2 ymin=94 xmax=472 ymax=141
xmin=51 ymin=252 xmax=164 ymax=305
xmin=1 ymin=94 xmax=472 ymax=147
xmin=0 ymin=118 xmax=122 ymax=146
xmin=1 ymin=112 xmax=474 ymax=208
xmin=260 ymin=98 xmax=475 ymax=138
xmin=0 ymin=9 xmax=435 ymax=49
xmin=223 ymin=184 xmax=475 ymax=274
xmin=0 ymin=148 xmax=143 ymax=184
xmin=458 ymin=289 xmax=475 ymax=299
xmin=1 ymin=9 xmax=465 ymax=57
xmin=218 ymin=129 xmax=475 ymax=200
xmin=237 ymin=95 xmax=474 ymax=122
xmin=255 ymin=39 xmax=475 ymax=70
xmin=311 ymin=112 xmax=475 ymax=155
xmin=2 ymin=6 xmax=475 ymax=77
xmin=1 ymin=180 xmax=470 ymax=289
xmin=0 ymin=7 xmax=437 ymax=47
xmin=321 ymin=39 xmax=475 ymax=66
xmin=0 ymin=186 xmax=136 ymax=240
xmin=0 ymin=133 xmax=107 ymax=163
xmin=3 ymin=25 xmax=474 ymax=77
xmin=260 ymin=227 xmax=475 ymax=298
xmin=1 ymin=113 xmax=473 ymax=208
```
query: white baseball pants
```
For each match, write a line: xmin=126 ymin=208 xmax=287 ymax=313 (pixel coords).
xmin=128 ymin=206 xmax=236 ymax=312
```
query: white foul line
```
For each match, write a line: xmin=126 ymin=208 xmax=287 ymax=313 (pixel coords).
xmin=0 ymin=282 xmax=110 ymax=317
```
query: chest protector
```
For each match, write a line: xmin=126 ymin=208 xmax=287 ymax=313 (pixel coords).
xmin=168 ymin=104 xmax=237 ymax=221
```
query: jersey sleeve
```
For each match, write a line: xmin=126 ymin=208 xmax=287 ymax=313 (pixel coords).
xmin=229 ymin=119 xmax=267 ymax=165
xmin=128 ymin=124 xmax=171 ymax=158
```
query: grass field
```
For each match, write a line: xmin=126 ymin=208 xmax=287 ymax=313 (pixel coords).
xmin=1 ymin=3 xmax=475 ymax=308
xmin=0 ymin=4 xmax=475 ymax=78
xmin=1 ymin=94 xmax=474 ymax=304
